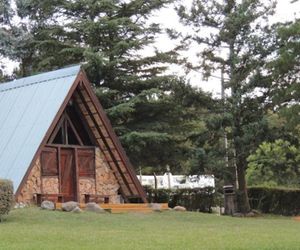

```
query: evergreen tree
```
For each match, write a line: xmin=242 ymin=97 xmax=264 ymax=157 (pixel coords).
xmin=0 ymin=0 xmax=212 ymax=173
xmin=176 ymin=0 xmax=277 ymax=213
xmin=269 ymin=18 xmax=300 ymax=132
xmin=246 ymin=17 xmax=300 ymax=189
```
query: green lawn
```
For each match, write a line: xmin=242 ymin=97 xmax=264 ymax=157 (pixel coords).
xmin=1 ymin=208 xmax=300 ymax=250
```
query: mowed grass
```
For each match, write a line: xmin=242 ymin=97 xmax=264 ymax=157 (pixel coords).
xmin=1 ymin=208 xmax=300 ymax=250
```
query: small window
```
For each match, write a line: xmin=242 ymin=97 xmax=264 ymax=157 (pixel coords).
xmin=41 ymin=148 xmax=58 ymax=176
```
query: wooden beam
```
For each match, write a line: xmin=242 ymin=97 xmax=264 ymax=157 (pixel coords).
xmin=72 ymin=101 xmax=98 ymax=146
xmin=58 ymin=147 xmax=61 ymax=193
xmin=79 ymin=71 xmax=147 ymax=202
xmin=75 ymin=90 xmax=132 ymax=189
xmin=74 ymin=90 xmax=132 ymax=199
xmin=74 ymin=148 xmax=80 ymax=202
xmin=48 ymin=114 xmax=65 ymax=144
xmin=63 ymin=114 xmax=68 ymax=144
xmin=46 ymin=144 xmax=95 ymax=149
xmin=65 ymin=113 xmax=84 ymax=146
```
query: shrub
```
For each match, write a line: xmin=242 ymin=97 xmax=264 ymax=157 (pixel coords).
xmin=144 ymin=186 xmax=215 ymax=212
xmin=246 ymin=140 xmax=300 ymax=187
xmin=248 ymin=186 xmax=300 ymax=216
xmin=0 ymin=179 xmax=14 ymax=221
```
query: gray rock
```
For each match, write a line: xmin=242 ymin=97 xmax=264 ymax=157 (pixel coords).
xmin=232 ymin=212 xmax=244 ymax=217
xmin=72 ymin=206 xmax=82 ymax=213
xmin=41 ymin=200 xmax=55 ymax=210
xmin=14 ymin=202 xmax=27 ymax=209
xmin=85 ymin=202 xmax=105 ymax=213
xmin=173 ymin=206 xmax=187 ymax=212
xmin=252 ymin=209 xmax=262 ymax=216
xmin=149 ymin=203 xmax=162 ymax=212
xmin=245 ymin=211 xmax=255 ymax=217
xmin=62 ymin=201 xmax=78 ymax=212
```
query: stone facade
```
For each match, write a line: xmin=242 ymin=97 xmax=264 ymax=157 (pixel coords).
xmin=78 ymin=178 xmax=96 ymax=203
xmin=75 ymin=148 xmax=121 ymax=204
xmin=17 ymin=158 xmax=41 ymax=203
xmin=42 ymin=177 xmax=59 ymax=194
xmin=17 ymin=147 xmax=121 ymax=204
xmin=95 ymin=148 xmax=121 ymax=204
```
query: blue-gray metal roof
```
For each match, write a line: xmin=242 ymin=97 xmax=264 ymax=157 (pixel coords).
xmin=0 ymin=65 xmax=81 ymax=191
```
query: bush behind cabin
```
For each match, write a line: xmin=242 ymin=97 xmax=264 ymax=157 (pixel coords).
xmin=145 ymin=185 xmax=300 ymax=215
xmin=144 ymin=186 xmax=215 ymax=212
xmin=0 ymin=179 xmax=14 ymax=222
xmin=248 ymin=186 xmax=300 ymax=216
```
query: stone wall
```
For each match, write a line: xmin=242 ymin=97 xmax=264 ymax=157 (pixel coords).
xmin=95 ymin=148 xmax=121 ymax=204
xmin=78 ymin=178 xmax=96 ymax=203
xmin=42 ymin=177 xmax=59 ymax=194
xmin=17 ymin=147 xmax=121 ymax=204
xmin=17 ymin=158 xmax=41 ymax=203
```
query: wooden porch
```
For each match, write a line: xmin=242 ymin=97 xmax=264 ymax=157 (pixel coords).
xmin=55 ymin=203 xmax=169 ymax=213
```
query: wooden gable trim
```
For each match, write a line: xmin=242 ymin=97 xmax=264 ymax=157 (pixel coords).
xmin=73 ymin=87 xmax=137 ymax=198
xmin=65 ymin=112 xmax=84 ymax=146
xmin=15 ymin=71 xmax=84 ymax=199
xmin=48 ymin=111 xmax=84 ymax=146
xmin=48 ymin=113 xmax=65 ymax=144
xmin=79 ymin=71 xmax=147 ymax=203
xmin=73 ymin=89 xmax=131 ymax=201
xmin=72 ymin=101 xmax=99 ymax=146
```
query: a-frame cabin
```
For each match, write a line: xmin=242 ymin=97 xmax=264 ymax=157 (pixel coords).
xmin=0 ymin=65 xmax=147 ymax=204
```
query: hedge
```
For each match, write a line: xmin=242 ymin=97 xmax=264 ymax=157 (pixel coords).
xmin=0 ymin=179 xmax=14 ymax=221
xmin=144 ymin=186 xmax=215 ymax=212
xmin=248 ymin=186 xmax=300 ymax=216
xmin=144 ymin=186 xmax=300 ymax=215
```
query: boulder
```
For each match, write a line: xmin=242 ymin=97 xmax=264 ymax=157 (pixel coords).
xmin=85 ymin=202 xmax=105 ymax=213
xmin=62 ymin=201 xmax=78 ymax=212
xmin=232 ymin=212 xmax=244 ymax=217
xmin=245 ymin=211 xmax=255 ymax=217
xmin=149 ymin=203 xmax=162 ymax=212
xmin=72 ymin=206 xmax=82 ymax=213
xmin=41 ymin=200 xmax=55 ymax=210
xmin=173 ymin=206 xmax=187 ymax=212
xmin=14 ymin=202 xmax=27 ymax=209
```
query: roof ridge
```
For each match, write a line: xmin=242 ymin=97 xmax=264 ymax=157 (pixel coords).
xmin=0 ymin=73 xmax=78 ymax=93
xmin=0 ymin=64 xmax=81 ymax=93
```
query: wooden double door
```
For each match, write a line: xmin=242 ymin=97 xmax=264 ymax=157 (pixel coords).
xmin=60 ymin=149 xmax=77 ymax=201
xmin=41 ymin=146 xmax=96 ymax=202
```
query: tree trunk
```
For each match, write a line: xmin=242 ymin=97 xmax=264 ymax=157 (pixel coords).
xmin=235 ymin=153 xmax=251 ymax=213
xmin=232 ymin=98 xmax=251 ymax=214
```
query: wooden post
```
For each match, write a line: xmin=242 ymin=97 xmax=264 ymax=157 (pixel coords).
xmin=74 ymin=148 xmax=80 ymax=202
xmin=153 ymin=173 xmax=157 ymax=202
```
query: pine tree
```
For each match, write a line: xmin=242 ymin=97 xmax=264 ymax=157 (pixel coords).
xmin=176 ymin=0 xmax=277 ymax=213
xmin=270 ymin=18 xmax=300 ymax=120
xmin=0 ymin=0 xmax=212 ymax=173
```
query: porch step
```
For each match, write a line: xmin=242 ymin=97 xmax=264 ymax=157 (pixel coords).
xmin=55 ymin=203 xmax=169 ymax=213
xmin=107 ymin=207 xmax=153 ymax=214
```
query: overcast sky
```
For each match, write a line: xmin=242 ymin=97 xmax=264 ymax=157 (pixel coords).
xmin=151 ymin=0 xmax=300 ymax=96
xmin=3 ymin=0 xmax=300 ymax=96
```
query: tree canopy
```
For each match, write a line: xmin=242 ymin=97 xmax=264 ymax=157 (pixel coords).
xmin=1 ymin=0 xmax=299 ymax=213
xmin=0 ymin=0 xmax=212 ymax=174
